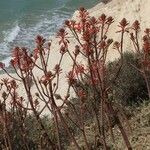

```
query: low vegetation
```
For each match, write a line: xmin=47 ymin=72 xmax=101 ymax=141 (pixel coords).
xmin=0 ymin=7 xmax=150 ymax=150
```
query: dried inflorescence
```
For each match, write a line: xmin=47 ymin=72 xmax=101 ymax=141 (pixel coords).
xmin=1 ymin=7 xmax=150 ymax=150
xmin=129 ymin=20 xmax=150 ymax=98
xmin=66 ymin=70 xmax=77 ymax=86
xmin=62 ymin=8 xmax=133 ymax=150
xmin=11 ymin=47 xmax=34 ymax=72
xmin=132 ymin=20 xmax=140 ymax=31
xmin=0 ymin=62 xmax=5 ymax=69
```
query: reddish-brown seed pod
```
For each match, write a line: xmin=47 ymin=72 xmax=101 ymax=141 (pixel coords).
xmin=144 ymin=28 xmax=150 ymax=35
xmin=2 ymin=91 xmax=7 ymax=100
xmin=119 ymin=18 xmax=129 ymax=28
xmin=99 ymin=40 xmax=106 ymax=49
xmin=10 ymin=80 xmax=17 ymax=89
xmin=130 ymin=33 xmax=135 ymax=41
xmin=79 ymin=7 xmax=85 ymax=12
xmin=90 ymin=16 xmax=97 ymax=24
xmin=66 ymin=71 xmax=77 ymax=85
xmin=82 ymin=42 xmax=93 ymax=56
xmin=78 ymin=7 xmax=89 ymax=21
xmin=48 ymin=41 xmax=51 ymax=47
xmin=58 ymin=28 xmax=65 ymax=35
xmin=99 ymin=13 xmax=106 ymax=23
xmin=75 ymin=64 xmax=85 ymax=75
xmin=74 ymin=45 xmax=80 ymax=56
xmin=143 ymin=40 xmax=150 ymax=53
xmin=12 ymin=46 xmax=20 ymax=58
xmin=35 ymin=92 xmax=39 ymax=97
xmin=0 ymin=62 xmax=5 ymax=69
xmin=10 ymin=59 xmax=15 ymax=66
xmin=35 ymin=35 xmax=45 ymax=46
xmin=106 ymin=16 xmax=114 ymax=25
xmin=46 ymin=71 xmax=53 ymax=79
xmin=143 ymin=35 xmax=148 ymax=42
xmin=64 ymin=20 xmax=70 ymax=26
xmin=132 ymin=20 xmax=140 ymax=31
xmin=54 ymin=64 xmax=62 ymax=74
xmin=60 ymin=45 xmax=66 ymax=54
xmin=107 ymin=39 xmax=113 ymax=45
xmin=34 ymin=99 xmax=39 ymax=107
xmin=113 ymin=41 xmax=120 ymax=49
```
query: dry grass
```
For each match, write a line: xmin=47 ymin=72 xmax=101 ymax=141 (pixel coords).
xmin=67 ymin=102 xmax=150 ymax=149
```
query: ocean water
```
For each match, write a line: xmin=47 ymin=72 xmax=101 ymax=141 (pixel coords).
xmin=0 ymin=0 xmax=100 ymax=65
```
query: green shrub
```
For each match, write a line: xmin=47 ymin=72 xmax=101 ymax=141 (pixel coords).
xmin=108 ymin=52 xmax=149 ymax=106
xmin=0 ymin=112 xmax=55 ymax=150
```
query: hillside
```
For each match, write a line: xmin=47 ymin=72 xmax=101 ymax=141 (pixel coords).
xmin=67 ymin=103 xmax=150 ymax=149
xmin=72 ymin=0 xmax=150 ymax=61
xmin=1 ymin=0 xmax=150 ymax=113
xmin=111 ymin=103 xmax=150 ymax=149
xmin=0 ymin=0 xmax=150 ymax=149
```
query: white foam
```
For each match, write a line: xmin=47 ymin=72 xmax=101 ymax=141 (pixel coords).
xmin=2 ymin=56 xmax=11 ymax=67
xmin=0 ymin=10 xmax=70 ymax=66
xmin=4 ymin=23 xmax=20 ymax=43
xmin=0 ymin=43 xmax=10 ymax=54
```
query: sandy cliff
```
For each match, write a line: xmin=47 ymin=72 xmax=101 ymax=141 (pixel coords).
xmin=72 ymin=0 xmax=150 ymax=61
xmin=0 ymin=0 xmax=150 ymax=114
